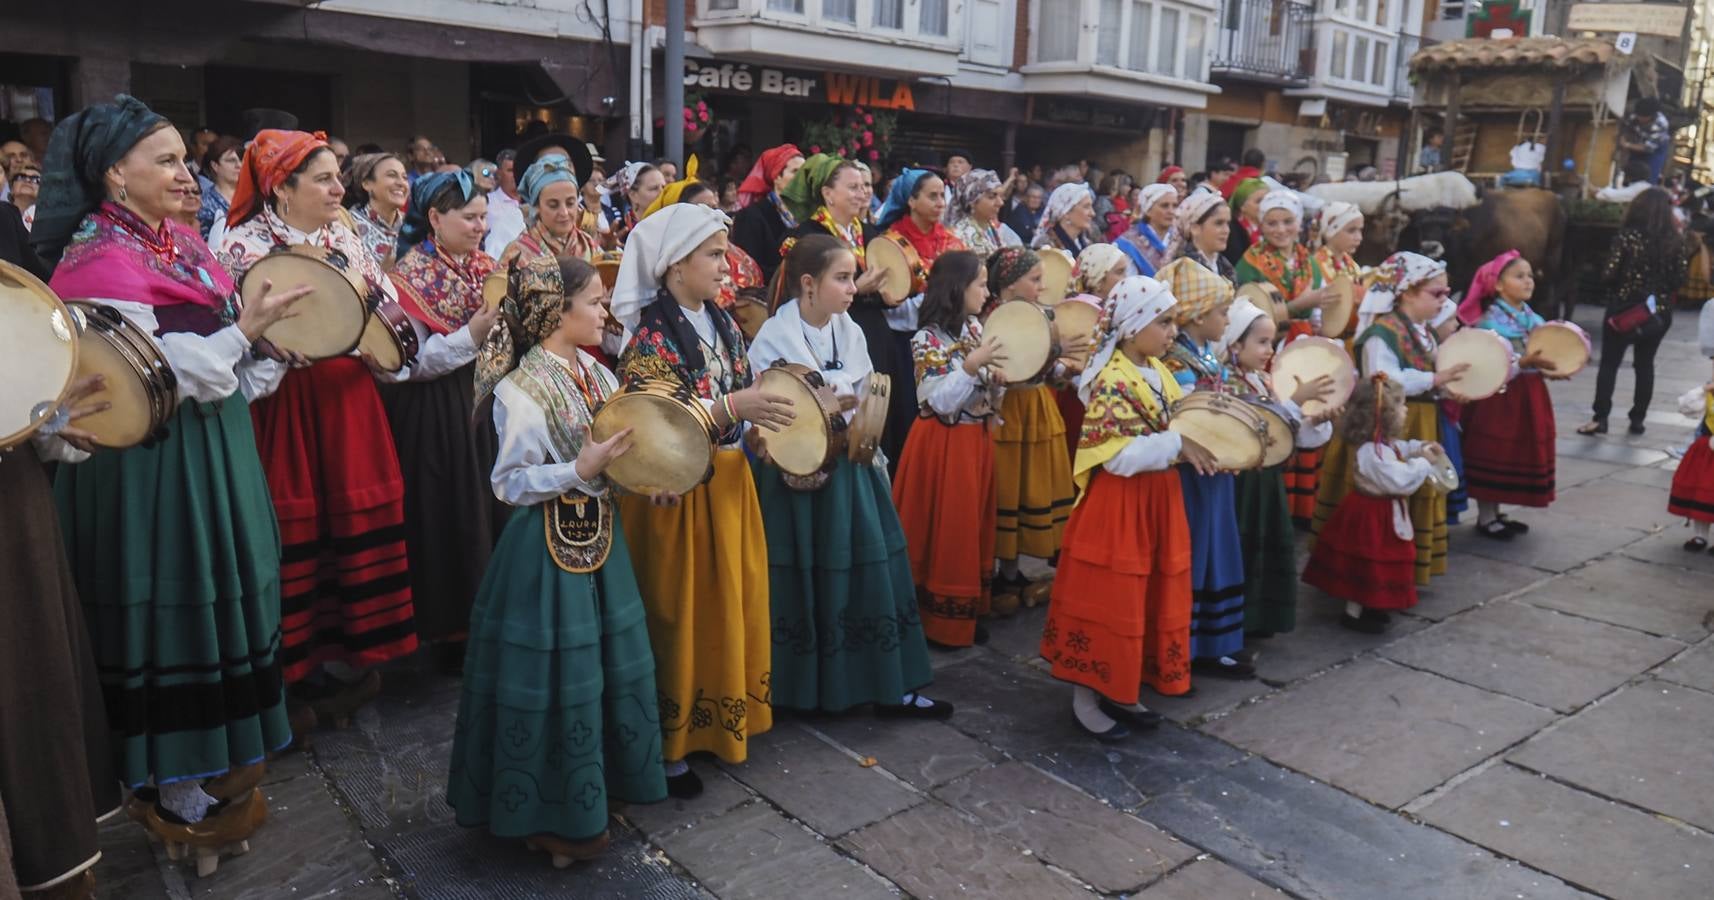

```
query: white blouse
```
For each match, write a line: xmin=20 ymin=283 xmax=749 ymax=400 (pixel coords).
xmin=489 ymin=348 xmax=614 ymax=507
xmin=79 ymin=299 xmax=282 ymax=403
xmin=1355 ymin=439 xmax=1433 ymax=541
xmin=747 ymin=299 xmax=872 ymax=422
xmin=386 ymin=319 xmax=479 ymax=384
xmin=1360 ymin=331 xmax=1437 ymax=397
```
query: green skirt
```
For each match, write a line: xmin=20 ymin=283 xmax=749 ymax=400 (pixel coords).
xmin=1234 ymin=464 xmax=1297 ymax=635
xmin=751 ymin=455 xmax=931 ymax=712
xmin=54 ymin=395 xmax=291 ymax=787
xmin=447 ymin=502 xmax=666 ymax=842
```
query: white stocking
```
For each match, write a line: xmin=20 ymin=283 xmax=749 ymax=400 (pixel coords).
xmin=1072 ymin=686 xmax=1117 ymax=733
xmin=158 ymin=780 xmax=217 ymax=823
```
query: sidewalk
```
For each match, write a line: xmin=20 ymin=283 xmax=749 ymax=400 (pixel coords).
xmin=97 ymin=310 xmax=1714 ymax=899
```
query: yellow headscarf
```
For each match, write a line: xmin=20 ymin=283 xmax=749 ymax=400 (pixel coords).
xmin=642 ymin=155 xmax=703 ymax=219
xmin=1158 ymin=256 xmax=1235 ymax=325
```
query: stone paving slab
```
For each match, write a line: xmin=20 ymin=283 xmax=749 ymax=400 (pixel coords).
xmin=809 ymin=715 xmax=1000 ymax=791
xmin=1250 ymin=600 xmax=1428 ymax=685
xmin=621 ymin=763 xmax=753 ymax=837
xmin=933 ymin=762 xmax=1194 ymax=893
xmin=1551 ymin=457 xmax=1630 ymax=489
xmin=653 ymin=800 xmax=896 ymax=900
xmin=1205 ymin=659 xmax=1555 ymax=809
xmin=718 ymin=722 xmax=922 ymax=838
xmin=839 ymin=801 xmax=1091 ymax=899
xmin=1556 ymin=436 xmax=1670 ymax=467
xmin=1420 ymin=763 xmax=1714 ymax=900
xmin=95 ymin=817 xmax=169 ymax=900
xmin=385 ymin=820 xmax=706 ymax=900
xmin=1029 ymin=722 xmax=1247 ymax=811
xmin=1143 ymin=670 xmax=1273 ymax=723
xmin=1656 ymin=639 xmax=1714 ymax=693
xmin=1610 ymin=463 xmax=1682 ymax=490
xmin=1510 ymin=683 xmax=1714 ymax=832
xmin=1406 ymin=553 xmax=1552 ymax=621
xmin=1546 ymin=478 xmax=1678 ymax=534
xmin=1513 ymin=556 xmax=1714 ymax=641
xmin=1137 ymin=756 xmax=1595 ymax=900
xmin=1447 ymin=506 xmax=1652 ymax=573
xmin=931 ymin=656 xmax=1091 ymax=758
xmin=1137 ymin=858 xmax=1286 ymax=898
xmin=1620 ymin=530 xmax=1714 ymax=575
xmin=980 ymin=603 xmax=1052 ymax=663
xmin=1381 ymin=600 xmax=1684 ymax=712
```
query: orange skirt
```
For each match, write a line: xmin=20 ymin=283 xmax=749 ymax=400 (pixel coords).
xmin=1041 ymin=469 xmax=1193 ymax=702
xmin=893 ymin=417 xmax=996 ymax=647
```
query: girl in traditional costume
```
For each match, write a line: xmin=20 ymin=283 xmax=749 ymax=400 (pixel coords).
xmin=610 ymin=204 xmax=795 ymax=798
xmin=1174 ymin=187 xmax=1236 ymax=284
xmin=1158 ymin=257 xmax=1254 ymax=680
xmin=1235 ymin=190 xmax=1340 ymax=344
xmin=1668 ymin=380 xmax=1714 ymax=550
xmin=218 ymin=130 xmax=419 ymax=730
xmin=1222 ymin=178 xmax=1267 ymax=267
xmin=893 ymin=250 xmax=1007 ymax=648
xmin=745 ymin=235 xmax=946 ymax=716
xmin=1054 ymin=243 xmax=1131 ymax=461
xmin=1312 ymin=252 xmax=1470 ymax=589
xmin=1303 ymin=376 xmax=1437 ymax=632
xmin=1114 ymin=183 xmax=1179 ymax=277
xmin=42 ymin=97 xmax=307 ymax=872
xmin=1311 ymin=201 xmax=1364 ymax=342
xmin=1042 ymin=276 xmax=1220 ymax=740
xmin=645 ymin=170 xmax=769 ymax=348
xmin=1456 ymin=251 xmax=1564 ymax=538
xmin=1221 ymin=298 xmax=1336 ymax=638
xmin=446 ymin=254 xmax=665 ymax=867
xmin=383 ymin=171 xmax=505 ymax=665
xmin=949 ymin=168 xmax=1024 ymax=259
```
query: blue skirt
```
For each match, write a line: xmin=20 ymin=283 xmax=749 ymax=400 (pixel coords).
xmin=1178 ymin=467 xmax=1246 ymax=661
xmin=1438 ymin=406 xmax=1470 ymax=524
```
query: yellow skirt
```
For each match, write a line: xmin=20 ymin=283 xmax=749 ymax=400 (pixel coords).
xmin=993 ymin=384 xmax=1075 ymax=562
xmin=1309 ymin=400 xmax=1447 ymax=586
xmin=617 ymin=449 xmax=772 ymax=763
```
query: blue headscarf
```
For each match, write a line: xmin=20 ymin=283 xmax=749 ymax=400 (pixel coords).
xmin=518 ymin=153 xmax=579 ymax=211
xmin=397 ymin=169 xmax=476 ymax=259
xmin=875 ymin=167 xmax=933 ymax=232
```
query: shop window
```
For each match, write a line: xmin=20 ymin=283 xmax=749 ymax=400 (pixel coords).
xmin=1440 ymin=0 xmax=1464 ymax=20
xmin=1037 ymin=0 xmax=1081 ymax=61
xmin=1331 ymin=29 xmax=1349 ymax=79
xmin=766 ymin=0 xmax=803 ymax=12
xmin=1097 ymin=0 xmax=1124 ymax=65
xmin=1156 ymin=5 xmax=1180 ymax=76
xmin=1128 ymin=1 xmax=1153 ymax=70
xmin=1184 ymin=13 xmax=1206 ymax=80
xmin=875 ymin=0 xmax=904 ymax=28
xmin=921 ymin=0 xmax=949 ymax=35
xmin=825 ymin=0 xmax=856 ymax=21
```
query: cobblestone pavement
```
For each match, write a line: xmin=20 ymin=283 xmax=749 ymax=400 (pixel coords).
xmin=96 ymin=311 xmax=1714 ymax=899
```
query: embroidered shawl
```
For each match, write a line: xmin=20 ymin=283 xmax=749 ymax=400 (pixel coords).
xmin=51 ymin=201 xmax=237 ymax=321
xmin=1164 ymin=333 xmax=1229 ymax=392
xmin=1358 ymin=311 xmax=1437 ymax=383
xmin=1236 ymin=241 xmax=1318 ymax=311
xmin=1074 ymin=350 xmax=1182 ymax=489
xmin=349 ymin=203 xmax=402 ymax=268
xmin=390 ymin=241 xmax=500 ymax=335
xmin=505 ymin=343 xmax=616 ymax=465
xmin=216 ymin=204 xmax=390 ymax=307
xmin=616 ymin=288 xmax=752 ymax=443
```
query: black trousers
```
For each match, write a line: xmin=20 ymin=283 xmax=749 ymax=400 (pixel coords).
xmin=1591 ymin=318 xmax=1669 ymax=425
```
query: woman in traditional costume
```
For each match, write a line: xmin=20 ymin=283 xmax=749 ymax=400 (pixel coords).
xmin=730 ymin=143 xmax=804 ymax=285
xmin=218 ymin=129 xmax=419 ymax=729
xmin=1158 ymin=257 xmax=1253 ymax=680
xmin=382 ymin=171 xmax=504 ymax=665
xmin=1042 ymin=276 xmax=1219 ymax=740
xmin=1114 ymin=183 xmax=1179 ymax=277
xmin=949 ymin=168 xmax=1023 ymax=260
xmin=1173 ymin=188 xmax=1236 ymax=283
xmin=610 ymin=204 xmax=795 ymax=797
xmin=1031 ymin=182 xmax=1097 ymax=257
xmin=498 ymin=148 xmax=598 ymax=269
xmin=343 ymin=152 xmax=409 ymax=270
xmin=446 ymin=254 xmax=665 ymax=867
xmin=1312 ymin=252 xmax=1469 ymax=594
xmin=41 ymin=96 xmax=306 ymax=871
xmin=1221 ymin=298 xmax=1335 ymax=639
xmin=599 ymin=162 xmax=666 ymax=251
xmin=1222 ymin=178 xmax=1267 ymax=267
xmin=745 ymin=234 xmax=946 ymax=716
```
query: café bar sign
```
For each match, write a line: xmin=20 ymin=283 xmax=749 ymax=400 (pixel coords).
xmin=684 ymin=59 xmax=916 ymax=112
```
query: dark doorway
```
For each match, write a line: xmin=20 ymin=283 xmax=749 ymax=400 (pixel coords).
xmin=203 ymin=65 xmax=334 ymax=136
xmin=1206 ymin=121 xmax=1249 ymax=171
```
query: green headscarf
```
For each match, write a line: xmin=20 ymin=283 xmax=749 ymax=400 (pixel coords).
xmin=1228 ymin=178 xmax=1268 ymax=220
xmin=779 ymin=152 xmax=850 ymax=225
xmin=32 ymin=94 xmax=168 ymax=269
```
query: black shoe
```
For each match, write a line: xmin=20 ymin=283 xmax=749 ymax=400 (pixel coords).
xmin=1191 ymin=657 xmax=1257 ymax=680
xmin=666 ymin=769 xmax=703 ymax=799
xmin=1476 ymin=519 xmax=1515 ymax=540
xmin=1072 ymin=712 xmax=1130 ymax=743
xmin=1232 ymin=646 xmax=1259 ymax=664
xmin=1684 ymin=536 xmax=1709 ymax=552
xmin=875 ymin=693 xmax=955 ymax=720
xmin=1098 ymin=700 xmax=1162 ymax=730
xmin=1628 ymin=422 xmax=1646 ymax=435
xmin=1341 ymin=612 xmax=1388 ymax=635
xmin=1496 ymin=515 xmax=1530 ymax=535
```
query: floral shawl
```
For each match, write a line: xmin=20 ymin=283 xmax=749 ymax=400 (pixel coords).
xmin=616 ymin=288 xmax=752 ymax=444
xmin=349 ymin=203 xmax=403 ymax=268
xmin=504 ymin=220 xmax=597 ymax=268
xmin=1236 ymin=241 xmax=1319 ymax=318
xmin=390 ymin=241 xmax=499 ymax=335
xmin=719 ymin=242 xmax=766 ymax=311
xmin=52 ymin=201 xmax=237 ymax=322
xmin=951 ymin=216 xmax=1021 ymax=259
xmin=217 ymin=204 xmax=390 ymax=305
xmin=1074 ymin=350 xmax=1181 ymax=489
xmin=506 ymin=343 xmax=616 ymax=465
xmin=1358 ymin=311 xmax=1438 ymax=390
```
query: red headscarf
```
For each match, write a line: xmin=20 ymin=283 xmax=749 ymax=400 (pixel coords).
xmin=737 ymin=143 xmax=803 ymax=208
xmin=227 ymin=129 xmax=329 ymax=227
xmin=1157 ymin=166 xmax=1184 ymax=184
xmin=1457 ymin=249 xmax=1522 ymax=326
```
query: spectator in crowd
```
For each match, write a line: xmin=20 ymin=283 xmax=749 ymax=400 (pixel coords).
xmin=655 ymin=158 xmax=679 ymax=181
xmin=407 ymin=135 xmax=437 ymax=181
xmin=188 ymin=127 xmax=218 ymax=174
xmin=7 ymin=162 xmax=40 ymax=230
xmin=1418 ymin=128 xmax=1444 ymax=172
xmin=1006 ymin=182 xmax=1046 ymax=246
xmin=1206 ymin=157 xmax=1236 ymax=192
xmin=1221 ymin=148 xmax=1265 ymax=199
xmin=1190 ymin=171 xmax=1211 ymax=191
xmin=328 ymin=136 xmax=351 ymax=172
xmin=18 ymin=117 xmax=51 ymax=162
xmin=469 ymin=158 xmax=498 ymax=193
xmin=484 ymin=149 xmax=525 ymax=257
xmin=1618 ymin=97 xmax=1673 ymax=183
xmin=0 ymin=140 xmax=29 ymax=202
xmin=945 ymin=149 xmax=973 ymax=184
xmin=196 ymin=135 xmax=243 ymax=240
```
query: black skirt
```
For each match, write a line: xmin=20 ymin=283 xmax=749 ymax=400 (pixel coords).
xmin=381 ymin=363 xmax=507 ymax=641
xmin=0 ymin=444 xmax=117 ymax=890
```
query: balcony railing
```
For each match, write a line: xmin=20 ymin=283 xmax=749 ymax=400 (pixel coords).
xmin=1394 ymin=32 xmax=1423 ymax=101
xmin=1211 ymin=0 xmax=1316 ymax=85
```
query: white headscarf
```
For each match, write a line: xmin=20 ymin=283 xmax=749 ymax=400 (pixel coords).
xmin=1175 ymin=187 xmax=1225 ymax=232
xmin=1319 ymin=200 xmax=1362 ymax=244
xmin=1078 ymin=275 xmax=1176 ymax=405
xmin=610 ymin=203 xmax=732 ymax=332
xmin=1258 ymin=189 xmax=1303 ymax=222
xmin=1357 ymin=251 xmax=1447 ymax=333
xmin=1076 ymin=243 xmax=1130 ymax=294
xmin=1220 ymin=297 xmax=1270 ymax=356
xmin=1136 ymin=183 xmax=1177 ymax=215
xmin=1039 ymin=182 xmax=1093 ymax=230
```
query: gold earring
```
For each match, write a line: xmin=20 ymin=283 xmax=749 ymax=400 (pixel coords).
xmin=118 ymin=185 xmax=128 ymax=203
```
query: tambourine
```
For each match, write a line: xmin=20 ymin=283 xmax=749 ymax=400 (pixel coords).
xmin=1169 ymin=391 xmax=1269 ymax=470
xmin=240 ymin=244 xmax=370 ymax=359
xmin=589 ymin=379 xmax=719 ymax=496
xmin=755 ymin=363 xmax=848 ymax=488
xmin=982 ymin=300 xmax=1060 ymax=383
xmin=0 ymin=260 xmax=79 ymax=449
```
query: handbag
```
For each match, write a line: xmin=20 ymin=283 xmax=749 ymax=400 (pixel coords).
xmin=1607 ymin=295 xmax=1668 ymax=338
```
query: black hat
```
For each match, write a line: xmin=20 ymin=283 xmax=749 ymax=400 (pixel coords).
xmin=240 ymin=108 xmax=299 ymax=142
xmin=515 ymin=133 xmax=595 ymax=186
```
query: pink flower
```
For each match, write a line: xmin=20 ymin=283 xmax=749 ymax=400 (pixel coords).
xmin=696 ymin=100 xmax=708 ymax=112
xmin=863 ymin=130 xmax=874 ymax=146
xmin=700 ymin=110 xmax=710 ymax=123
xmin=868 ymin=149 xmax=880 ymax=161
xmin=864 ymin=114 xmax=874 ymax=125
xmin=683 ymin=108 xmax=693 ymax=121
xmin=654 ymin=118 xmax=665 ymax=128
xmin=853 ymin=106 xmax=865 ymax=115
xmin=809 ymin=144 xmax=821 ymax=154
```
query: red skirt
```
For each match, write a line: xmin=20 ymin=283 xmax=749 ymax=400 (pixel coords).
xmin=1055 ymin=386 xmax=1086 ymax=464
xmin=1302 ymin=493 xmax=1418 ymax=610
xmin=894 ymin=417 xmax=996 ymax=647
xmin=1668 ymin=435 xmax=1714 ymax=523
xmin=1461 ymin=372 xmax=1556 ymax=507
xmin=1284 ymin=446 xmax=1323 ymax=529
xmin=252 ymin=358 xmax=418 ymax=682
xmin=1042 ymin=469 xmax=1193 ymax=702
